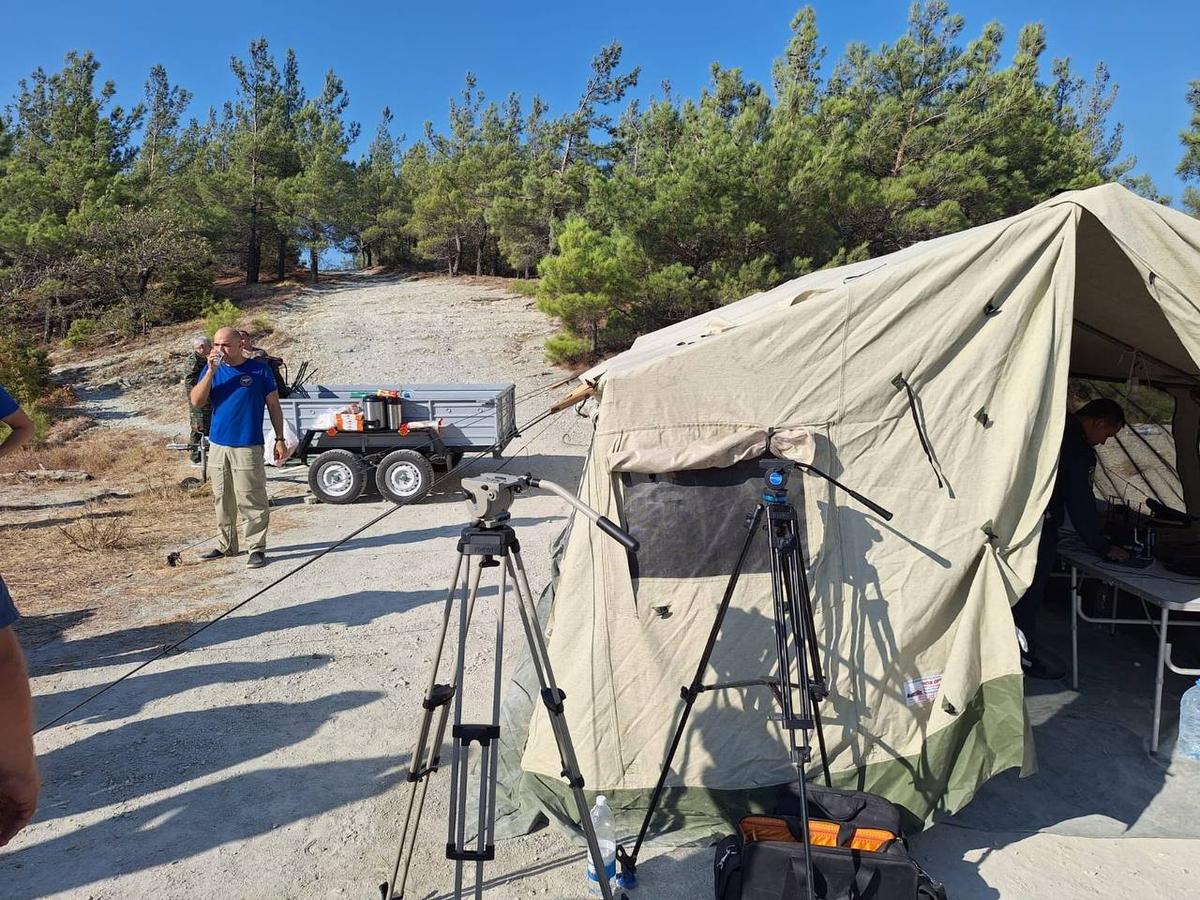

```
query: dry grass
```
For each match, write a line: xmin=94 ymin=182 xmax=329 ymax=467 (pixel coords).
xmin=0 ymin=427 xmax=174 ymax=479
xmin=4 ymin=475 xmax=215 ymax=622
xmin=59 ymin=503 xmax=133 ymax=551
xmin=3 ymin=426 xmax=304 ymax=632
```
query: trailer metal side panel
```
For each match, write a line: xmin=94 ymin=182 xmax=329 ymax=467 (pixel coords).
xmin=268 ymin=383 xmax=517 ymax=454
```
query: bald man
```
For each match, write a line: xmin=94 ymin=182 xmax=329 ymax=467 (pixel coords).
xmin=190 ymin=327 xmax=286 ymax=568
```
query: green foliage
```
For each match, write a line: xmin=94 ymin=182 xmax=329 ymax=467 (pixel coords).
xmin=537 ymin=217 xmax=708 ymax=363
xmin=1180 ymin=81 xmax=1200 ymax=217
xmin=508 ymin=278 xmax=539 ymax=297
xmin=202 ymin=297 xmax=241 ymax=337
xmin=64 ymin=317 xmax=98 ymax=348
xmin=0 ymin=330 xmax=51 ymax=405
xmin=0 ymin=6 xmax=1187 ymax=371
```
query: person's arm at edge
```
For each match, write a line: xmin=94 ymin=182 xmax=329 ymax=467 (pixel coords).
xmin=0 ymin=408 xmax=36 ymax=460
xmin=0 ymin=626 xmax=39 ymax=846
xmin=1060 ymin=445 xmax=1112 ymax=555
xmin=189 ymin=357 xmax=218 ymax=408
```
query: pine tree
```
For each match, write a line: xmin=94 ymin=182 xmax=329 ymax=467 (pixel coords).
xmin=1179 ymin=80 xmax=1200 ymax=217
xmin=224 ymin=38 xmax=288 ymax=283
xmin=280 ymin=70 xmax=358 ymax=282
xmin=137 ymin=64 xmax=192 ymax=198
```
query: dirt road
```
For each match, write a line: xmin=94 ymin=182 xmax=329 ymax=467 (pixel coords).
xmin=3 ymin=273 xmax=1195 ymax=899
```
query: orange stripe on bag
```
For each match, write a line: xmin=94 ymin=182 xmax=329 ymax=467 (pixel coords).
xmin=848 ymin=827 xmax=895 ymax=852
xmin=739 ymin=816 xmax=896 ymax=852
xmin=739 ymin=816 xmax=794 ymax=843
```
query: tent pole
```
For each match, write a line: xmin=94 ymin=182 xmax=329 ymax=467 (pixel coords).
xmin=1072 ymin=320 xmax=1200 ymax=386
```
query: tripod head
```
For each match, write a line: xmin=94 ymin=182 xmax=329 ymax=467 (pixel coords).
xmin=461 ymin=472 xmax=640 ymax=552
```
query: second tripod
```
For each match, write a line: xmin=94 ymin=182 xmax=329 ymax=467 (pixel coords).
xmin=382 ymin=473 xmax=638 ymax=900
xmin=616 ymin=459 xmax=892 ymax=900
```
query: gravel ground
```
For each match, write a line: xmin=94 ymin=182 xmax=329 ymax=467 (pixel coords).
xmin=3 ymin=273 xmax=1197 ymax=900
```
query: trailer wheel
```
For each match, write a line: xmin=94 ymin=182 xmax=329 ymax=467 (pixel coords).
xmin=376 ymin=449 xmax=435 ymax=504
xmin=308 ymin=449 xmax=366 ymax=504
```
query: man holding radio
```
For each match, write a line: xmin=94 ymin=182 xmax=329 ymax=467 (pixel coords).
xmin=190 ymin=326 xmax=286 ymax=569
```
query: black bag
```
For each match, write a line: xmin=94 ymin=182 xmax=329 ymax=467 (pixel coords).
xmin=774 ymin=783 xmax=905 ymax=841
xmin=714 ymin=836 xmax=945 ymax=900
xmin=713 ymin=782 xmax=947 ymax=900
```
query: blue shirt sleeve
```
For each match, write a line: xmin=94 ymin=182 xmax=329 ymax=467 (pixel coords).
xmin=0 ymin=384 xmax=18 ymax=419
xmin=0 ymin=576 xmax=19 ymax=629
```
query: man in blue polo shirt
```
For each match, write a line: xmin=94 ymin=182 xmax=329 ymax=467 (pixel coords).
xmin=0 ymin=382 xmax=40 ymax=846
xmin=189 ymin=327 xmax=286 ymax=568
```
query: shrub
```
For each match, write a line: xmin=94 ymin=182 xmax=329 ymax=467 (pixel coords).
xmin=509 ymin=279 xmax=540 ymax=298
xmin=0 ymin=330 xmax=51 ymax=406
xmin=0 ymin=330 xmax=54 ymax=441
xmin=249 ymin=314 xmax=274 ymax=335
xmin=64 ymin=318 xmax=100 ymax=348
xmin=202 ymin=298 xmax=241 ymax=338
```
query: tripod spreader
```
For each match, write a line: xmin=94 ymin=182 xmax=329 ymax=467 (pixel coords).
xmin=461 ymin=473 xmax=640 ymax=552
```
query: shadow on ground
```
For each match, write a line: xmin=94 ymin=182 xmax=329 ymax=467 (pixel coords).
xmin=28 ymin=584 xmax=493 ymax=683
xmin=0 ymin=753 xmax=405 ymax=899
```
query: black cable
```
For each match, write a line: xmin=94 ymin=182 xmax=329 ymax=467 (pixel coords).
xmin=34 ymin=402 xmax=563 ymax=734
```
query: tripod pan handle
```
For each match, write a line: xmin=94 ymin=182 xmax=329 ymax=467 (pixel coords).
xmin=597 ymin=516 xmax=640 ymax=553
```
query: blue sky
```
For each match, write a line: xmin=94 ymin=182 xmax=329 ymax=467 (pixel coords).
xmin=3 ymin=0 xmax=1197 ymax=205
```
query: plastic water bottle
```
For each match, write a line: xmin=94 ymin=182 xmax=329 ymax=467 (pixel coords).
xmin=586 ymin=795 xmax=617 ymax=896
xmin=1179 ymin=679 xmax=1200 ymax=761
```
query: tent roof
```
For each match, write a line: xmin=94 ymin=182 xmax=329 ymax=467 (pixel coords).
xmin=582 ymin=183 xmax=1200 ymax=388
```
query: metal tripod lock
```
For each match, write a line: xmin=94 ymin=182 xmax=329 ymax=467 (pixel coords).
xmin=615 ymin=458 xmax=892 ymax=900
xmin=382 ymin=472 xmax=638 ymax=900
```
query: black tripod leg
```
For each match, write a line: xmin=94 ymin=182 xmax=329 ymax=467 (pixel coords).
xmin=620 ymin=503 xmax=767 ymax=875
xmin=772 ymin=519 xmax=817 ymax=900
xmin=385 ymin=552 xmax=468 ymax=900
xmin=508 ymin=553 xmax=619 ymax=900
xmin=791 ymin=524 xmax=832 ymax=786
xmin=448 ymin=558 xmax=486 ymax=898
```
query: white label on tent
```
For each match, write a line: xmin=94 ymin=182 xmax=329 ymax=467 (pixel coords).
xmin=903 ymin=675 xmax=943 ymax=707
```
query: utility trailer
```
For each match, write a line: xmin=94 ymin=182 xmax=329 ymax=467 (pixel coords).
xmin=268 ymin=383 xmax=517 ymax=505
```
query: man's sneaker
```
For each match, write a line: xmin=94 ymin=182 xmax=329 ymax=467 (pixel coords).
xmin=247 ymin=551 xmax=266 ymax=569
xmin=199 ymin=549 xmax=231 ymax=561
xmin=1021 ymin=654 xmax=1065 ymax=680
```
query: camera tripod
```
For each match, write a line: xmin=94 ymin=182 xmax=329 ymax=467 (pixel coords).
xmin=616 ymin=459 xmax=892 ymax=900
xmin=382 ymin=473 xmax=639 ymax=900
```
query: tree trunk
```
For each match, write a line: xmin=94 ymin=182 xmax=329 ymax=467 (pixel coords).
xmin=309 ymin=246 xmax=319 ymax=283
xmin=476 ymin=242 xmax=483 ymax=277
xmin=277 ymin=234 xmax=287 ymax=281
xmin=365 ymin=245 xmax=373 ymax=268
xmin=43 ymin=298 xmax=52 ymax=341
xmin=246 ymin=220 xmax=261 ymax=285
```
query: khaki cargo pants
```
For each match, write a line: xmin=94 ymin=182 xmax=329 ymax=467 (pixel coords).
xmin=209 ymin=442 xmax=269 ymax=554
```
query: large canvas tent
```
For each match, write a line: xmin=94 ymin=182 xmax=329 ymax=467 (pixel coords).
xmin=510 ymin=184 xmax=1200 ymax=837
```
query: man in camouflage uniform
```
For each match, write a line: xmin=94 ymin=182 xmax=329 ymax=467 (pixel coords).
xmin=185 ymin=335 xmax=213 ymax=463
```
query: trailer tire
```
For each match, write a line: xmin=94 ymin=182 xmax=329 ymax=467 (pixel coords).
xmin=376 ymin=449 xmax=435 ymax=504
xmin=308 ymin=449 xmax=366 ymax=504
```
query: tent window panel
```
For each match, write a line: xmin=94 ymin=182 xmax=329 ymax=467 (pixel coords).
xmin=621 ymin=459 xmax=783 ymax=582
